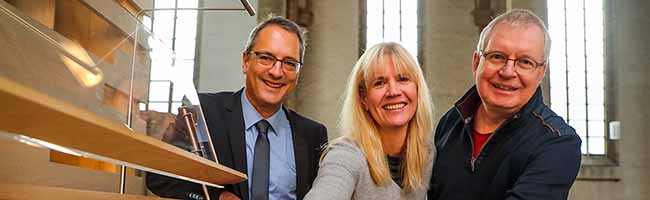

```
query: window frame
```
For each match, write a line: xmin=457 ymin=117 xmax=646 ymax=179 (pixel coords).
xmin=360 ymin=0 xmax=419 ymax=60
xmin=146 ymin=0 xmax=199 ymax=114
xmin=545 ymin=0 xmax=618 ymax=165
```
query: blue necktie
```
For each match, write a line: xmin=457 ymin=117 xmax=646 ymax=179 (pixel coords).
xmin=252 ymin=119 xmax=270 ymax=200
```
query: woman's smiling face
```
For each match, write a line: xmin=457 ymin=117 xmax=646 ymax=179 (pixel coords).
xmin=362 ymin=57 xmax=418 ymax=133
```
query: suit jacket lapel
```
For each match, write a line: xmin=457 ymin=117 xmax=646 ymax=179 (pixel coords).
xmin=285 ymin=107 xmax=309 ymax=198
xmin=224 ymin=89 xmax=249 ymax=199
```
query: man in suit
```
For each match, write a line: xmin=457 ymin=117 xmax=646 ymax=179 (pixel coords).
xmin=147 ymin=16 xmax=328 ymax=200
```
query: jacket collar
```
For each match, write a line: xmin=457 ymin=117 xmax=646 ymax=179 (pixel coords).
xmin=454 ymin=85 xmax=545 ymax=125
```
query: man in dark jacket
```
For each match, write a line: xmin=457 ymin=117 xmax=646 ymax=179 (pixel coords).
xmin=146 ymin=16 xmax=328 ymax=200
xmin=428 ymin=9 xmax=581 ymax=200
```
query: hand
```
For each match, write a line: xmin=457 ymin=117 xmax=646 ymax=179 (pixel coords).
xmin=219 ymin=191 xmax=241 ymax=200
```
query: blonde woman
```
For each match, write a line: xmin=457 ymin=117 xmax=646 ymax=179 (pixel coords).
xmin=305 ymin=42 xmax=435 ymax=200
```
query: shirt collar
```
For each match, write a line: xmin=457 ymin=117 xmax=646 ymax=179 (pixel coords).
xmin=241 ymin=89 xmax=286 ymax=136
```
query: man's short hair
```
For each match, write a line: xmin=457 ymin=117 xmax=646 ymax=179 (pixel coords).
xmin=244 ymin=16 xmax=307 ymax=60
xmin=476 ymin=9 xmax=551 ymax=61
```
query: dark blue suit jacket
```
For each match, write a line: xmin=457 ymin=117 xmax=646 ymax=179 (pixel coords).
xmin=147 ymin=89 xmax=328 ymax=200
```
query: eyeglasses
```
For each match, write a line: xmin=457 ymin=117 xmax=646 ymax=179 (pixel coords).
xmin=479 ymin=51 xmax=545 ymax=73
xmin=249 ymin=51 xmax=303 ymax=73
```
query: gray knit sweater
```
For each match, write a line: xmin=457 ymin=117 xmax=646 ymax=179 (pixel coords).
xmin=304 ymin=138 xmax=434 ymax=200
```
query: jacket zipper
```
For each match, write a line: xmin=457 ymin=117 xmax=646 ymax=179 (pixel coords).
xmin=465 ymin=120 xmax=476 ymax=172
xmin=470 ymin=133 xmax=496 ymax=172
xmin=469 ymin=114 xmax=519 ymax=172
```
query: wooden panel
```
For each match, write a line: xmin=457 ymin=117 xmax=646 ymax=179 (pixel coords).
xmin=116 ymin=0 xmax=141 ymax=17
xmin=49 ymin=150 xmax=136 ymax=175
xmin=0 ymin=138 xmax=145 ymax=194
xmin=52 ymin=0 xmax=151 ymax=99
xmin=50 ymin=150 xmax=120 ymax=173
xmin=55 ymin=0 xmax=115 ymax=64
xmin=0 ymin=183 xmax=173 ymax=200
xmin=53 ymin=0 xmax=151 ymax=66
xmin=5 ymin=0 xmax=55 ymax=28
xmin=0 ymin=76 xmax=247 ymax=186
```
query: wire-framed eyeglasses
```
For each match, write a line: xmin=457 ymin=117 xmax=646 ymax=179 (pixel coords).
xmin=249 ymin=51 xmax=303 ymax=73
xmin=479 ymin=51 xmax=545 ymax=73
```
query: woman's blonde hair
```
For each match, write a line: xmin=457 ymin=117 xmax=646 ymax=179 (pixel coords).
xmin=338 ymin=42 xmax=434 ymax=191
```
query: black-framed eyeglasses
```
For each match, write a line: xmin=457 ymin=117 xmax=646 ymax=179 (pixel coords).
xmin=249 ymin=51 xmax=303 ymax=73
xmin=479 ymin=51 xmax=545 ymax=72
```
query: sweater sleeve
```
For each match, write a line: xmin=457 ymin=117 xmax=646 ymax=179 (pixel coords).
xmin=304 ymin=140 xmax=364 ymax=200
xmin=505 ymin=132 xmax=582 ymax=200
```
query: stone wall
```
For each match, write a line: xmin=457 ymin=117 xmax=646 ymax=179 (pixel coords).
xmin=293 ymin=0 xmax=361 ymax=138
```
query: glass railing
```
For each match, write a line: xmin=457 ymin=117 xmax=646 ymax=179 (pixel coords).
xmin=0 ymin=1 xmax=254 ymax=196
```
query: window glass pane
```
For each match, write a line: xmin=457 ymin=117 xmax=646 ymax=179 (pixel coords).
xmin=588 ymin=137 xmax=605 ymax=155
xmin=366 ymin=0 xmax=418 ymax=59
xmin=550 ymin=85 xmax=567 ymax=101
xmin=548 ymin=7 xmax=566 ymax=73
xmin=174 ymin=59 xmax=194 ymax=71
xmin=143 ymin=15 xmax=153 ymax=30
xmin=175 ymin=39 xmax=196 ymax=59
xmin=567 ymin=87 xmax=586 ymax=106
xmin=171 ymin=60 xmax=195 ymax=100
xmin=139 ymin=102 xmax=147 ymax=111
xmin=566 ymin=70 xmax=586 ymax=89
xmin=176 ymin=19 xmax=198 ymax=40
xmin=149 ymin=81 xmax=172 ymax=101
xmin=149 ymin=35 xmax=174 ymax=56
xmin=579 ymin=135 xmax=587 ymax=153
xmin=383 ymin=0 xmax=400 ymax=42
xmin=586 ymin=74 xmax=603 ymax=91
xmin=177 ymin=0 xmax=198 ymax=8
xmin=549 ymin=59 xmax=566 ymax=84
xmin=587 ymin=86 xmax=605 ymax=104
xmin=171 ymin=102 xmax=182 ymax=114
xmin=155 ymin=0 xmax=175 ymax=8
xmin=366 ymin=0 xmax=383 ymax=47
xmin=401 ymin=0 xmax=418 ymax=58
xmin=586 ymin=51 xmax=604 ymax=74
xmin=565 ymin=2 xmax=586 ymax=90
xmin=551 ymin=102 xmax=567 ymax=121
xmin=585 ymin=0 xmax=604 ymax=68
xmin=548 ymin=0 xmax=605 ymax=156
xmin=550 ymin=86 xmax=567 ymax=118
xmin=177 ymin=10 xmax=198 ymax=22
xmin=148 ymin=0 xmax=198 ymax=121
xmin=547 ymin=0 xmax=565 ymax=32
xmin=588 ymin=120 xmax=606 ymax=137
xmin=150 ymin=59 xmax=173 ymax=80
xmin=149 ymin=102 xmax=170 ymax=113
xmin=587 ymin=104 xmax=605 ymax=121
xmin=568 ymin=103 xmax=587 ymax=121
xmin=586 ymin=71 xmax=604 ymax=90
xmin=569 ymin=120 xmax=587 ymax=138
xmin=548 ymin=0 xmax=568 ymax=122
xmin=551 ymin=104 xmax=568 ymax=122
xmin=152 ymin=10 xmax=176 ymax=42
